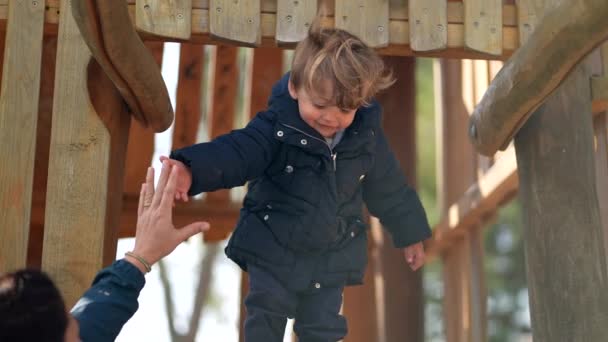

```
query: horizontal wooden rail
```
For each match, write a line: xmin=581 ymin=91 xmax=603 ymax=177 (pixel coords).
xmin=0 ymin=1 xmax=519 ymax=59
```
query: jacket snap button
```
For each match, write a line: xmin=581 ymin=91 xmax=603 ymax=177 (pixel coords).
xmin=263 ymin=214 xmax=269 ymax=221
xmin=300 ymin=139 xmax=308 ymax=145
xmin=285 ymin=165 xmax=294 ymax=173
xmin=314 ymin=282 xmax=321 ymax=289
xmin=359 ymin=174 xmax=365 ymax=181
xmin=350 ymin=231 xmax=355 ymax=238
xmin=266 ymin=204 xmax=272 ymax=209
xmin=277 ymin=130 xmax=284 ymax=137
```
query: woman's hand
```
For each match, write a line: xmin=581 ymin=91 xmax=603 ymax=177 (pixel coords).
xmin=159 ymin=155 xmax=192 ymax=202
xmin=127 ymin=162 xmax=209 ymax=272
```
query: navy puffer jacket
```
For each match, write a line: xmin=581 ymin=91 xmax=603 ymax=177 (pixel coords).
xmin=170 ymin=73 xmax=431 ymax=290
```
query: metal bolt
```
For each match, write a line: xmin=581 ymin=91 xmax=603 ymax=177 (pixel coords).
xmin=474 ymin=21 xmax=479 ymax=28
xmin=216 ymin=7 xmax=223 ymax=13
xmin=437 ymin=24 xmax=444 ymax=31
xmin=286 ymin=15 xmax=293 ymax=22
xmin=32 ymin=1 xmax=38 ymax=6
xmin=144 ymin=4 xmax=150 ymax=10
xmin=523 ymin=23 xmax=531 ymax=30
xmin=377 ymin=26 xmax=384 ymax=32
xmin=415 ymin=19 xmax=421 ymax=25
xmin=490 ymin=27 xmax=497 ymax=34
xmin=177 ymin=13 xmax=184 ymax=20
xmin=247 ymin=18 xmax=253 ymax=24
xmin=294 ymin=0 xmax=299 ymax=5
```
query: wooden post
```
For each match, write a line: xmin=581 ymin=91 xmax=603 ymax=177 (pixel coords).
xmin=374 ymin=56 xmax=423 ymax=342
xmin=437 ymin=59 xmax=487 ymax=342
xmin=0 ymin=0 xmax=45 ymax=271
xmin=514 ymin=60 xmax=608 ymax=341
xmin=41 ymin=0 xmax=130 ymax=306
xmin=595 ymin=43 xmax=608 ymax=266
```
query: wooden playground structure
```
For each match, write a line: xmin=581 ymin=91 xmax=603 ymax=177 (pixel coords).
xmin=1 ymin=0 xmax=607 ymax=341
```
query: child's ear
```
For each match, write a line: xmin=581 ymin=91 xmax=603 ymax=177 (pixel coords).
xmin=288 ymin=79 xmax=298 ymax=100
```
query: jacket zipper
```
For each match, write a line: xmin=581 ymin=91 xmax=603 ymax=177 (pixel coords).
xmin=280 ymin=123 xmax=338 ymax=171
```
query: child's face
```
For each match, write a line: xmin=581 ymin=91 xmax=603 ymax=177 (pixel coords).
xmin=288 ymin=80 xmax=357 ymax=138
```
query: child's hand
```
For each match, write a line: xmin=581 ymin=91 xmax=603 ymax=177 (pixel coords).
xmin=159 ymin=156 xmax=192 ymax=202
xmin=403 ymin=242 xmax=425 ymax=271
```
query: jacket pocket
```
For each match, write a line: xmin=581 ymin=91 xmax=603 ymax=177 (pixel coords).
xmin=325 ymin=229 xmax=368 ymax=273
xmin=233 ymin=213 xmax=295 ymax=266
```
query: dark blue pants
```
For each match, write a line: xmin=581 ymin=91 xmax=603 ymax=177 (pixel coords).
xmin=244 ymin=265 xmax=347 ymax=342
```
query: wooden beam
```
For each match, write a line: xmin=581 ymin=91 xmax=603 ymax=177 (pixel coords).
xmin=469 ymin=0 xmax=608 ymax=156
xmin=0 ymin=0 xmax=45 ymax=271
xmin=27 ymin=35 xmax=58 ymax=269
xmin=594 ymin=113 xmax=608 ymax=270
xmin=275 ymin=0 xmax=317 ymax=46
xmin=172 ymin=43 xmax=204 ymax=149
xmin=375 ymin=56 xmax=423 ymax=342
xmin=248 ymin=47 xmax=283 ymax=118
xmin=409 ymin=0 xmax=447 ymax=52
xmin=209 ymin=0 xmax=261 ymax=45
xmin=335 ymin=0 xmax=389 ymax=48
xmin=135 ymin=0 xmax=192 ymax=39
xmin=123 ymin=41 xmax=163 ymax=196
xmin=118 ymin=195 xmax=240 ymax=238
xmin=10 ymin=2 xmax=521 ymax=60
xmin=514 ymin=60 xmax=608 ymax=341
xmin=41 ymin=0 xmax=130 ymax=307
xmin=464 ymin=0 xmax=503 ymax=55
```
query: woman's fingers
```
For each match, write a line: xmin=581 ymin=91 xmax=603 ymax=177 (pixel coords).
xmin=143 ymin=167 xmax=155 ymax=209
xmin=151 ymin=162 xmax=171 ymax=208
xmin=137 ymin=183 xmax=146 ymax=217
xmin=176 ymin=221 xmax=210 ymax=243
xmin=160 ymin=166 xmax=179 ymax=210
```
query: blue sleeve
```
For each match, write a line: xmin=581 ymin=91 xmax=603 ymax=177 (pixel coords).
xmin=170 ymin=111 xmax=279 ymax=196
xmin=362 ymin=127 xmax=432 ymax=248
xmin=71 ymin=260 xmax=145 ymax=342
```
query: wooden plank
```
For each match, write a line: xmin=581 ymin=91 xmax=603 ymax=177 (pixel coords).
xmin=118 ymin=195 xmax=240 ymax=237
xmin=136 ymin=0 xmax=192 ymax=39
xmin=335 ymin=0 xmax=389 ymax=48
xmin=464 ymin=0 xmax=502 ymax=55
xmin=409 ymin=0 xmax=447 ymax=51
xmin=27 ymin=36 xmax=57 ymax=269
xmin=123 ymin=41 xmax=163 ymax=196
xmin=249 ymin=47 xmax=283 ymax=118
xmin=41 ymin=0 xmax=130 ymax=307
xmin=3 ymin=3 xmax=521 ymax=59
xmin=0 ymin=0 xmax=45 ymax=271
xmin=172 ymin=43 xmax=204 ymax=149
xmin=203 ymin=44 xmax=238 ymax=240
xmin=209 ymin=0 xmax=261 ymax=45
xmin=594 ymin=113 xmax=608 ymax=269
xmin=275 ymin=0 xmax=317 ymax=45
xmin=469 ymin=0 xmax=608 ymax=156
xmin=376 ymin=56 xmax=424 ymax=342
xmin=516 ymin=0 xmax=545 ymax=44
xmin=514 ymin=61 xmax=608 ymax=341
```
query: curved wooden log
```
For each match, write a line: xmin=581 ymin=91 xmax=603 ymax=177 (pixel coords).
xmin=72 ymin=0 xmax=173 ymax=132
xmin=468 ymin=0 xmax=608 ymax=156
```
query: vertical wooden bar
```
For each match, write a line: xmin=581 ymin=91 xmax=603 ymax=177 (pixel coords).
xmin=596 ymin=43 xmax=608 ymax=264
xmin=464 ymin=0 xmax=503 ymax=55
xmin=437 ymin=59 xmax=486 ymax=342
xmin=0 ymin=0 xmax=45 ymax=271
xmin=136 ymin=0 xmax=192 ymax=39
xmin=123 ymin=41 xmax=164 ymax=196
xmin=28 ymin=35 xmax=58 ymax=268
xmin=276 ymin=0 xmax=318 ymax=45
xmin=209 ymin=0 xmax=261 ymax=45
xmin=335 ymin=0 xmax=389 ymax=48
xmin=409 ymin=0 xmax=447 ymax=52
xmin=203 ymin=44 xmax=238 ymax=242
xmin=514 ymin=60 xmax=608 ymax=342
xmin=238 ymin=46 xmax=283 ymax=342
xmin=172 ymin=43 xmax=204 ymax=150
xmin=376 ymin=56 xmax=423 ymax=342
xmin=41 ymin=0 xmax=131 ymax=306
xmin=515 ymin=0 xmax=545 ymax=45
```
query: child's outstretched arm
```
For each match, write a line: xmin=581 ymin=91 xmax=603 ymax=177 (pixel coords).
xmin=165 ymin=111 xmax=279 ymax=200
xmin=362 ymin=125 xmax=431 ymax=271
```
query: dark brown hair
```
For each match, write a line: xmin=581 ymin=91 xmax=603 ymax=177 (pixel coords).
xmin=290 ymin=19 xmax=394 ymax=110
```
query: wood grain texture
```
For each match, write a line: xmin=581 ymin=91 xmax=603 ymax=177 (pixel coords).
xmin=409 ymin=0 xmax=447 ymax=51
xmin=0 ymin=0 xmax=45 ymax=271
xmin=335 ymin=0 xmax=389 ymax=48
xmin=469 ymin=0 xmax=608 ymax=156
xmin=41 ymin=0 xmax=130 ymax=307
xmin=464 ymin=0 xmax=502 ymax=55
xmin=136 ymin=0 xmax=192 ymax=39
xmin=209 ymin=0 xmax=260 ymax=45
xmin=276 ymin=0 xmax=317 ymax=45
xmin=515 ymin=0 xmax=544 ymax=44
xmin=172 ymin=43 xmax=204 ymax=149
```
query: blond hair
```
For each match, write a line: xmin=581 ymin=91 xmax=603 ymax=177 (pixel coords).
xmin=290 ymin=21 xmax=394 ymax=110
